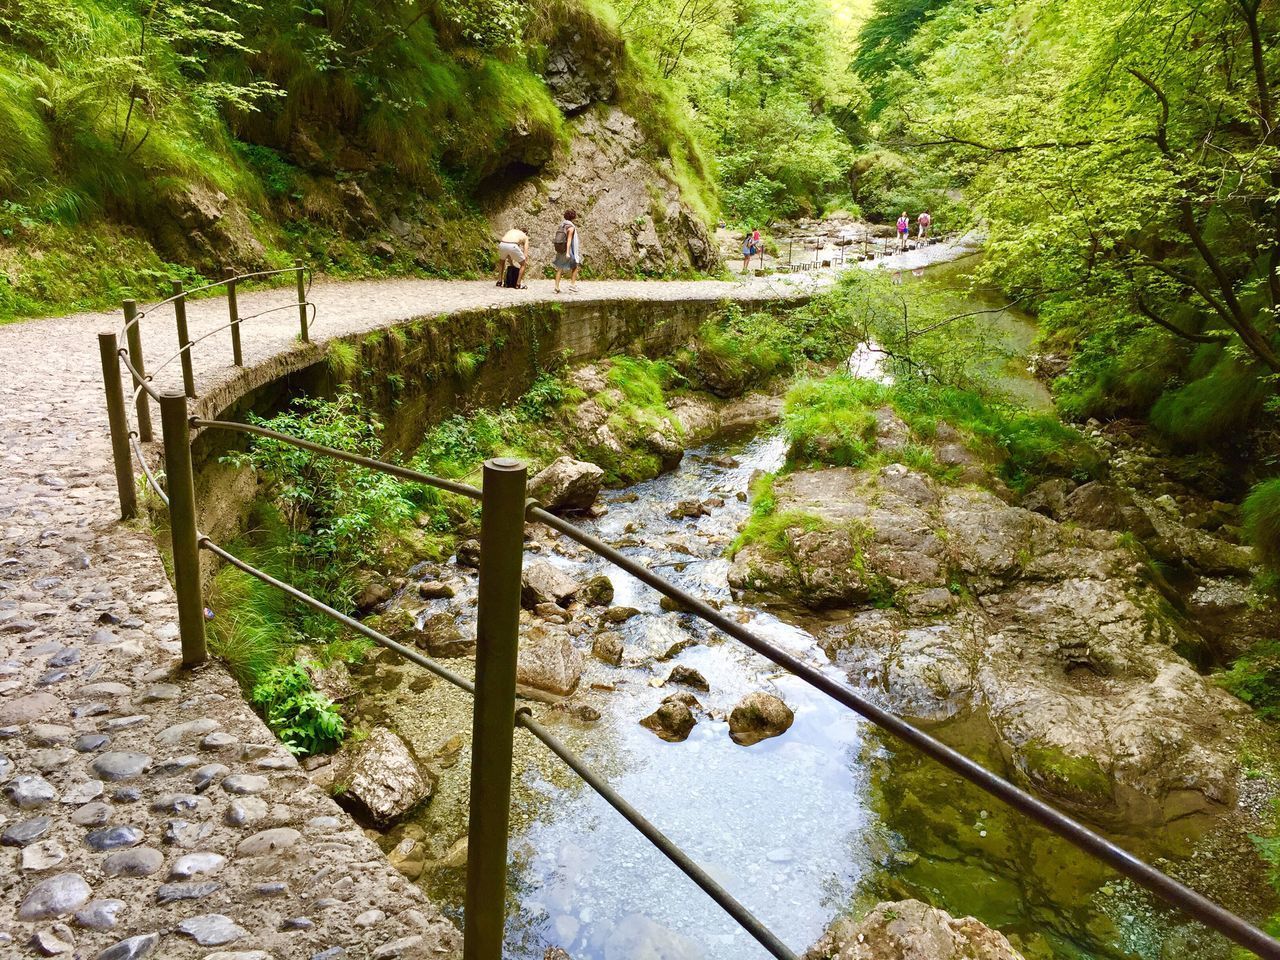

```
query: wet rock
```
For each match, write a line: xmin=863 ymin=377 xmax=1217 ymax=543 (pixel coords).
xmin=582 ymin=574 xmax=615 ymax=607
xmin=668 ymin=499 xmax=709 ymax=521
xmin=177 ymin=914 xmax=248 ymax=947
xmin=802 ymin=899 xmax=1024 ymax=960
xmin=418 ymin=612 xmax=475 ymax=658
xmin=332 ymin=729 xmax=433 ymax=828
xmin=17 ymin=873 xmax=92 ymax=919
xmin=534 ymin=601 xmax=569 ymax=623
xmin=75 ymin=899 xmax=126 ymax=930
xmin=356 ymin=578 xmax=395 ymax=612
xmin=592 ymin=631 xmax=624 ymax=666
xmin=602 ymin=606 xmax=641 ymax=624
xmin=521 ymin=560 xmax=582 ymax=609
xmin=517 ymin=624 xmax=583 ymax=698
xmin=528 ymin=456 xmax=605 ymax=513
xmin=418 ymin=580 xmax=455 ymax=599
xmin=728 ymin=692 xmax=794 ymax=746
xmin=456 ymin=540 xmax=482 ymax=568
xmin=639 ymin=701 xmax=696 ymax=742
xmin=645 ymin=431 xmax=684 ymax=471
xmin=666 ymin=665 xmax=709 ymax=692
xmin=93 ymin=933 xmax=160 ymax=960
xmin=388 ymin=835 xmax=426 ymax=880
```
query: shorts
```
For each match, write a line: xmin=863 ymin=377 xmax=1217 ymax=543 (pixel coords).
xmin=498 ymin=241 xmax=526 ymax=264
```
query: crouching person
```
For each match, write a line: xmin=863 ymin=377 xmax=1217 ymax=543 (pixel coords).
xmin=496 ymin=228 xmax=530 ymax=288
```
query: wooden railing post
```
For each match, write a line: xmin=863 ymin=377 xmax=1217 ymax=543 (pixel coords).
xmin=123 ymin=299 xmax=152 ymax=441
xmin=295 ymin=259 xmax=310 ymax=343
xmin=159 ymin=392 xmax=207 ymax=666
xmin=464 ymin=457 xmax=527 ymax=960
xmin=172 ymin=280 xmax=195 ymax=398
xmin=98 ymin=332 xmax=137 ymax=521
xmin=226 ymin=267 xmax=242 ymax=366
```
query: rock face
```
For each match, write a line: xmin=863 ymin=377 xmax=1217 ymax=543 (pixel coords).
xmin=728 ymin=693 xmax=794 ymax=746
xmin=332 ymin=729 xmax=433 ymax=828
xmin=528 ymin=457 xmax=605 ymax=513
xmin=489 ymin=107 xmax=718 ymax=276
xmin=517 ymin=625 xmax=583 ymax=698
xmin=804 ymin=900 xmax=1024 ymax=960
xmin=732 ymin=463 xmax=1250 ymax=826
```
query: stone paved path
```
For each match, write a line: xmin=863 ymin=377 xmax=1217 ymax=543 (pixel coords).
xmin=0 ymin=242 xmax=969 ymax=960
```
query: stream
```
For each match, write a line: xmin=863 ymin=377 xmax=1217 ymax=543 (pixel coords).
xmin=385 ymin=261 xmax=1245 ymax=960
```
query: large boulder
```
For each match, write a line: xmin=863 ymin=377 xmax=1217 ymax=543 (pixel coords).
xmin=521 ymin=561 xmax=582 ymax=609
xmin=517 ymin=624 xmax=583 ymax=698
xmin=741 ymin=461 xmax=1252 ymax=828
xmin=1060 ymin=481 xmax=1156 ymax=538
xmin=332 ymin=729 xmax=433 ymax=828
xmin=528 ymin=457 xmax=605 ymax=513
xmin=728 ymin=693 xmax=794 ymax=746
xmin=803 ymin=900 xmax=1024 ymax=960
xmin=417 ymin=613 xmax=475 ymax=658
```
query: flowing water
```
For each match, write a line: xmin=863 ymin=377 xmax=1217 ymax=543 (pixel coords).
xmin=402 ymin=262 xmax=1251 ymax=959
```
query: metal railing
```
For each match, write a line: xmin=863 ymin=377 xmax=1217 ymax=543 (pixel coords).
xmin=768 ymin=230 xmax=956 ymax=275
xmin=97 ymin=279 xmax=1280 ymax=960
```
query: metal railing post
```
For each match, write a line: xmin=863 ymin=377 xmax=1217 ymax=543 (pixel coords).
xmin=123 ymin=300 xmax=152 ymax=442
xmin=98 ymin=333 xmax=138 ymax=521
xmin=172 ymin=280 xmax=195 ymax=398
xmin=226 ymin=268 xmax=243 ymax=366
xmin=159 ymin=392 xmax=207 ymax=667
xmin=295 ymin=259 xmax=309 ymax=343
xmin=464 ymin=457 xmax=527 ymax=960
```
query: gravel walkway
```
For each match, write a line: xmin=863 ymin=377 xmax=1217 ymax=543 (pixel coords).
xmin=0 ymin=242 xmax=968 ymax=960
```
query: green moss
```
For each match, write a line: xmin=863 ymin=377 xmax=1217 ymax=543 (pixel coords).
xmin=782 ymin=375 xmax=887 ymax=468
xmin=1019 ymin=741 xmax=1112 ymax=803
xmin=326 ymin=340 xmax=360 ymax=380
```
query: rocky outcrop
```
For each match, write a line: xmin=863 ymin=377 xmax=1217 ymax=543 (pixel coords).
xmin=528 ymin=456 xmax=605 ymax=513
xmin=332 ymin=728 xmax=434 ymax=828
xmin=804 ymin=900 xmax=1024 ymax=960
xmin=488 ymin=107 xmax=718 ymax=276
xmin=728 ymin=693 xmax=794 ymax=746
xmin=732 ymin=463 xmax=1250 ymax=826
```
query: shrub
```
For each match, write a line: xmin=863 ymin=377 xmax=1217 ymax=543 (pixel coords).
xmin=1244 ymin=478 xmax=1280 ymax=570
xmin=250 ymin=663 xmax=346 ymax=757
xmin=782 ymin=375 xmax=888 ymax=467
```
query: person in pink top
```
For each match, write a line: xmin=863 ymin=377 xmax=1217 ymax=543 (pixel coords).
xmin=896 ymin=212 xmax=910 ymax=251
xmin=741 ymin=227 xmax=761 ymax=274
xmin=917 ymin=210 xmax=932 ymax=240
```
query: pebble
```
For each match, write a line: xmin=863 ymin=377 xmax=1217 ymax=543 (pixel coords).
xmin=92 ymin=932 xmax=159 ymax=960
xmin=22 ymin=838 xmax=67 ymax=870
xmin=102 ymin=846 xmax=164 ymax=877
xmin=282 ymin=917 xmax=315 ymax=930
xmin=191 ymin=763 xmax=228 ymax=792
xmin=312 ymin=950 xmax=346 ymax=960
xmin=157 ymin=718 xmax=219 ymax=744
xmin=354 ymin=908 xmax=385 ymax=927
xmin=2 ymin=815 xmax=52 ymax=846
xmin=163 ymin=818 xmax=213 ymax=847
xmin=73 ymin=733 xmax=110 ymax=753
xmin=112 ymin=787 xmax=142 ymax=803
xmin=205 ymin=954 xmax=272 ymax=960
xmin=74 ymin=898 xmax=126 ymax=930
xmin=71 ymin=703 xmax=109 ymax=720
xmin=29 ymin=723 xmax=73 ymax=745
xmin=90 ymin=752 xmax=151 ymax=781
xmin=101 ymin=715 xmax=147 ymax=731
xmin=255 ymin=882 xmax=288 ymax=897
xmin=177 ymin=914 xmax=248 ymax=946
xmin=85 ymin=825 xmax=144 ymax=850
xmin=373 ymin=936 xmax=424 ymax=959
xmin=6 ymin=773 xmax=56 ymax=808
xmin=71 ymin=802 xmax=111 ymax=826
xmin=32 ymin=747 xmax=77 ymax=771
xmin=221 ymin=774 xmax=269 ymax=795
xmin=153 ymin=754 xmax=201 ymax=775
xmin=150 ymin=793 xmax=203 ymax=814
xmin=201 ymin=731 xmax=237 ymax=750
xmin=155 ymin=880 xmax=224 ymax=904
xmin=17 ymin=872 xmax=92 ymax=919
xmin=137 ymin=684 xmax=180 ymax=702
xmin=0 ymin=752 xmax=11 ymax=780
xmin=31 ymin=927 xmax=73 ymax=955
xmin=224 ymin=797 xmax=269 ymax=826
xmin=170 ymin=851 xmax=226 ymax=878
xmin=236 ymin=827 xmax=301 ymax=857
xmin=61 ymin=780 xmax=104 ymax=805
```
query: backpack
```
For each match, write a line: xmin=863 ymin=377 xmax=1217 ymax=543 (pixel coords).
xmin=553 ymin=222 xmax=569 ymax=255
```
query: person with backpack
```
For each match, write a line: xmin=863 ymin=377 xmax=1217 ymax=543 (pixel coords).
xmin=495 ymin=227 xmax=530 ymax=288
xmin=917 ymin=211 xmax=932 ymax=241
xmin=741 ymin=227 xmax=761 ymax=274
xmin=897 ymin=212 xmax=910 ymax=251
xmin=553 ymin=210 xmax=581 ymax=293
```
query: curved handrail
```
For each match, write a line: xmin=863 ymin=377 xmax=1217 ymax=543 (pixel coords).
xmin=123 ymin=265 xmax=314 ymax=332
